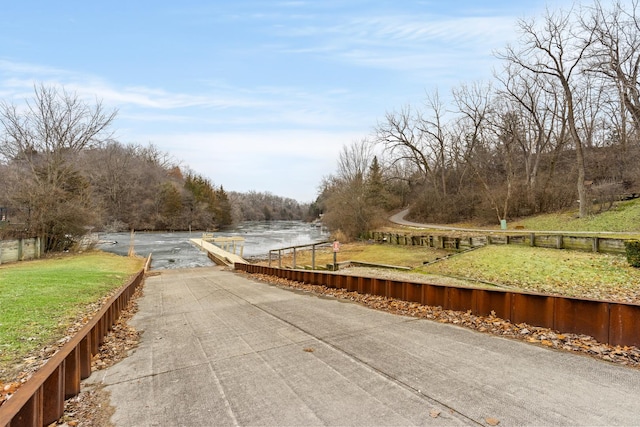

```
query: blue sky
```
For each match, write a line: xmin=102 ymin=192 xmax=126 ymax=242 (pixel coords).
xmin=0 ymin=0 xmax=573 ymax=202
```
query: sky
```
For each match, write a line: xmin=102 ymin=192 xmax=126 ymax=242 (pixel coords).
xmin=0 ymin=0 xmax=574 ymax=202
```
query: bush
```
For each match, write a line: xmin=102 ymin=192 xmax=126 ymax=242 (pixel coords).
xmin=624 ymin=240 xmax=640 ymax=267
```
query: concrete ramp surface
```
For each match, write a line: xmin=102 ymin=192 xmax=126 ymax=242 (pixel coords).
xmin=88 ymin=266 xmax=640 ymax=426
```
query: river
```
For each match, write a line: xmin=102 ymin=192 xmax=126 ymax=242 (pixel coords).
xmin=96 ymin=220 xmax=329 ymax=270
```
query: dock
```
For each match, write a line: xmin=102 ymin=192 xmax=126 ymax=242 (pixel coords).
xmin=190 ymin=238 xmax=247 ymax=267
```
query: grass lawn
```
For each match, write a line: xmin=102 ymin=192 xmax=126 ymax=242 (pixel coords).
xmin=0 ymin=251 xmax=144 ymax=379
xmin=273 ymin=240 xmax=640 ymax=304
xmin=379 ymin=199 xmax=640 ymax=236
xmin=274 ymin=242 xmax=451 ymax=269
xmin=416 ymin=245 xmax=640 ymax=302
xmin=517 ymin=199 xmax=640 ymax=233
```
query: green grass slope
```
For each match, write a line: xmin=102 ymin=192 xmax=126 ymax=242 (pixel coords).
xmin=518 ymin=199 xmax=640 ymax=233
xmin=0 ymin=252 xmax=143 ymax=379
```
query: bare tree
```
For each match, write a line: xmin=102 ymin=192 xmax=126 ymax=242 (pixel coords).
xmin=496 ymin=65 xmax=557 ymax=204
xmin=499 ymin=7 xmax=596 ymax=217
xmin=418 ymin=90 xmax=451 ymax=196
xmin=375 ymin=106 xmax=438 ymax=192
xmin=0 ymin=85 xmax=117 ymax=250
xmin=320 ymin=140 xmax=386 ymax=240
xmin=453 ymin=81 xmax=515 ymax=222
xmin=336 ymin=138 xmax=374 ymax=182
xmin=575 ymin=72 xmax=609 ymax=149
xmin=587 ymin=0 xmax=640 ymax=142
xmin=0 ymin=85 xmax=116 ymax=182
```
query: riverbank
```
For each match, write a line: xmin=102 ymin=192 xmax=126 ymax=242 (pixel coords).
xmin=96 ymin=221 xmax=329 ymax=269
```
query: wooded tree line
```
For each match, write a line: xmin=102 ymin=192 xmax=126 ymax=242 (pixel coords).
xmin=318 ymin=1 xmax=640 ymax=239
xmin=229 ymin=191 xmax=311 ymax=222
xmin=0 ymin=86 xmax=309 ymax=251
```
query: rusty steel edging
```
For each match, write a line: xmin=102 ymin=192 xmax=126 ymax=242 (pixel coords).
xmin=0 ymin=267 xmax=146 ymax=427
xmin=235 ymin=263 xmax=640 ymax=348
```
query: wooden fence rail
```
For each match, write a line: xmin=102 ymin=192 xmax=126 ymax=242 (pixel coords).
xmin=0 ymin=266 xmax=147 ymax=427
xmin=235 ymin=263 xmax=640 ymax=348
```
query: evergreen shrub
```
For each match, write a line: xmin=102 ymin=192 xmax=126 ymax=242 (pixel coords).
xmin=624 ymin=239 xmax=640 ymax=267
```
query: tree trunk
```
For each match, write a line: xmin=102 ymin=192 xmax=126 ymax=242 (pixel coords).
xmin=575 ymin=141 xmax=588 ymax=217
xmin=563 ymin=78 xmax=589 ymax=218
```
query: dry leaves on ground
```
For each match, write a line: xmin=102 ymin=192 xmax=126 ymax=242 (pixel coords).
xmin=485 ymin=417 xmax=501 ymax=425
xmin=0 ymin=285 xmax=143 ymax=425
xmin=50 ymin=286 xmax=144 ymax=426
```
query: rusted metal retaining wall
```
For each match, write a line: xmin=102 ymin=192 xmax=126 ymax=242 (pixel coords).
xmin=368 ymin=231 xmax=629 ymax=255
xmin=236 ymin=263 xmax=640 ymax=348
xmin=0 ymin=268 xmax=146 ymax=427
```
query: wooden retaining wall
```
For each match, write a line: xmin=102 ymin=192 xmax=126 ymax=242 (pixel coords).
xmin=369 ymin=231 xmax=629 ymax=255
xmin=0 ymin=238 xmax=42 ymax=264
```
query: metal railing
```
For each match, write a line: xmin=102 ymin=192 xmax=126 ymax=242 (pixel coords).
xmin=268 ymin=241 xmax=332 ymax=269
xmin=0 ymin=266 xmax=147 ymax=427
xmin=236 ymin=263 xmax=640 ymax=348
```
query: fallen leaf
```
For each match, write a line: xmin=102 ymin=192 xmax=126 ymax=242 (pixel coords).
xmin=485 ymin=417 xmax=500 ymax=426
xmin=429 ymin=409 xmax=441 ymax=418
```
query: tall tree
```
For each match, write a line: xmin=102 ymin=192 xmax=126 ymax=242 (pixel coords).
xmin=500 ymin=7 xmax=596 ymax=217
xmin=320 ymin=140 xmax=383 ymax=240
xmin=0 ymin=85 xmax=116 ymax=250
xmin=376 ymin=106 xmax=435 ymax=191
xmin=214 ymin=187 xmax=233 ymax=227
xmin=418 ymin=90 xmax=451 ymax=196
xmin=365 ymin=156 xmax=388 ymax=208
xmin=587 ymin=0 xmax=640 ymax=142
xmin=496 ymin=64 xmax=563 ymax=210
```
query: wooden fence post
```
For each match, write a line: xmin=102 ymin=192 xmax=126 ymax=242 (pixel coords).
xmin=312 ymin=245 xmax=316 ymax=269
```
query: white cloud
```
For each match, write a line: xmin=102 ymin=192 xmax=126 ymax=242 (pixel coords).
xmin=266 ymin=10 xmax=521 ymax=82
xmin=0 ymin=60 xmax=70 ymax=77
xmin=136 ymin=129 xmax=363 ymax=201
xmin=0 ymin=60 xmax=271 ymax=111
xmin=2 ymin=1 xmax=574 ymax=203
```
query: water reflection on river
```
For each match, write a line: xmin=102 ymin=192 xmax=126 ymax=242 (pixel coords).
xmin=96 ymin=221 xmax=329 ymax=270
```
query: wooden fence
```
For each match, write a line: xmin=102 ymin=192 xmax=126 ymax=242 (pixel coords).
xmin=0 ymin=237 xmax=42 ymax=264
xmin=368 ymin=231 xmax=628 ymax=255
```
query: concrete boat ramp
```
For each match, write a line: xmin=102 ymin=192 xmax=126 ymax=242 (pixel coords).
xmin=87 ymin=265 xmax=640 ymax=426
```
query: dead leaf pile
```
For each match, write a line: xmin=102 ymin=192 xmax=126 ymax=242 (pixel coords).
xmin=51 ymin=286 xmax=144 ymax=426
xmin=246 ymin=272 xmax=640 ymax=369
xmin=52 ymin=383 xmax=115 ymax=427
